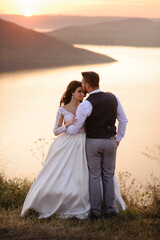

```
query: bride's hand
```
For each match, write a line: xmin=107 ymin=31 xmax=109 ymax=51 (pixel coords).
xmin=65 ymin=116 xmax=77 ymax=128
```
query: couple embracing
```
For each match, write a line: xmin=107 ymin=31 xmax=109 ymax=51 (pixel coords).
xmin=21 ymin=71 xmax=128 ymax=219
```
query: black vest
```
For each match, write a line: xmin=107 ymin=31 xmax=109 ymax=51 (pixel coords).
xmin=85 ymin=91 xmax=118 ymax=138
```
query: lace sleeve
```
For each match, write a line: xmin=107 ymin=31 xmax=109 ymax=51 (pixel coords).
xmin=53 ymin=107 xmax=66 ymax=136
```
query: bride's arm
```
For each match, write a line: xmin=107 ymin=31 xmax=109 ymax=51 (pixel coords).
xmin=53 ymin=108 xmax=76 ymax=136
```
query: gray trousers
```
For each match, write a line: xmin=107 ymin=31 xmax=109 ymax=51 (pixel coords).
xmin=86 ymin=138 xmax=117 ymax=215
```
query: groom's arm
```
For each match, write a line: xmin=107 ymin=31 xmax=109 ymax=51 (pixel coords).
xmin=66 ymin=100 xmax=92 ymax=135
xmin=115 ymin=95 xmax=128 ymax=144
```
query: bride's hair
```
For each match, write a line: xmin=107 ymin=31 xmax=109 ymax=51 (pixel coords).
xmin=60 ymin=80 xmax=82 ymax=106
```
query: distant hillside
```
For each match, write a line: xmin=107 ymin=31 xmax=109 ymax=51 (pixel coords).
xmin=0 ymin=19 xmax=116 ymax=73
xmin=0 ymin=15 xmax=131 ymax=31
xmin=47 ymin=18 xmax=160 ymax=47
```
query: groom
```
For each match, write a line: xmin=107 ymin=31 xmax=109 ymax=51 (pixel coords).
xmin=66 ymin=71 xmax=128 ymax=218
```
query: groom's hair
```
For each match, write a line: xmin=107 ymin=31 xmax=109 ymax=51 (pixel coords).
xmin=81 ymin=71 xmax=99 ymax=88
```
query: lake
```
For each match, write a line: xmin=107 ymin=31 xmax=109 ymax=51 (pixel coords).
xmin=0 ymin=45 xmax=160 ymax=182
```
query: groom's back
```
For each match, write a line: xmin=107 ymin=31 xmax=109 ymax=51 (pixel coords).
xmin=85 ymin=92 xmax=117 ymax=139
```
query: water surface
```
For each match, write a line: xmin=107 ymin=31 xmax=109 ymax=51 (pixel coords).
xmin=0 ymin=45 xmax=160 ymax=181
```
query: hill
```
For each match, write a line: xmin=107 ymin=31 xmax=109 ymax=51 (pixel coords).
xmin=0 ymin=19 xmax=115 ymax=73
xmin=47 ymin=18 xmax=160 ymax=47
xmin=0 ymin=15 xmax=130 ymax=31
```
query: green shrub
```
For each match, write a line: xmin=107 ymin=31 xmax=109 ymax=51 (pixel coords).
xmin=0 ymin=173 xmax=31 ymax=210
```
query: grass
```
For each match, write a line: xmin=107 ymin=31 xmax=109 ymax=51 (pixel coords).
xmin=0 ymin=171 xmax=159 ymax=240
xmin=0 ymin=206 xmax=159 ymax=240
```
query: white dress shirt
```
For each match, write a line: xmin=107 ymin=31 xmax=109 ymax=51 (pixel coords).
xmin=66 ymin=89 xmax=128 ymax=142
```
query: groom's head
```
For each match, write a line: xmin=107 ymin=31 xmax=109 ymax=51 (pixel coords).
xmin=81 ymin=71 xmax=99 ymax=94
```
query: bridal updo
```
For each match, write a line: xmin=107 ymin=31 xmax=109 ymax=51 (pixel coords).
xmin=60 ymin=80 xmax=82 ymax=106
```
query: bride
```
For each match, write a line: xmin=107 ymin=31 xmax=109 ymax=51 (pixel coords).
xmin=21 ymin=80 xmax=126 ymax=219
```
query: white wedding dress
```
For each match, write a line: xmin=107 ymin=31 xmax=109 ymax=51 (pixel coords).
xmin=21 ymin=107 xmax=126 ymax=219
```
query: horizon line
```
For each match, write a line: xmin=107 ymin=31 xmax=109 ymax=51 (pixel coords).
xmin=0 ymin=14 xmax=160 ymax=19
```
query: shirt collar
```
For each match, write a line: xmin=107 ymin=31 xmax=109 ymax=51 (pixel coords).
xmin=89 ymin=89 xmax=101 ymax=95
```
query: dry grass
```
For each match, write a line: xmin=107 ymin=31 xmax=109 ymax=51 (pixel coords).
xmin=0 ymin=207 xmax=159 ymax=240
xmin=0 ymin=171 xmax=160 ymax=240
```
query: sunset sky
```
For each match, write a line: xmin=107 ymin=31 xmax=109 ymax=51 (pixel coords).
xmin=0 ymin=0 xmax=160 ymax=18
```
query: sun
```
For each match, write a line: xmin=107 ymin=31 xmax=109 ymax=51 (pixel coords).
xmin=17 ymin=0 xmax=35 ymax=17
xmin=23 ymin=10 xmax=33 ymax=17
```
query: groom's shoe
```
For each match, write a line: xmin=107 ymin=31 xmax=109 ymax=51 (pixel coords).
xmin=90 ymin=212 xmax=101 ymax=220
xmin=104 ymin=212 xmax=117 ymax=219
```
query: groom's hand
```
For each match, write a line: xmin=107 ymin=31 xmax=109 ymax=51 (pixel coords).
xmin=116 ymin=142 xmax=119 ymax=147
